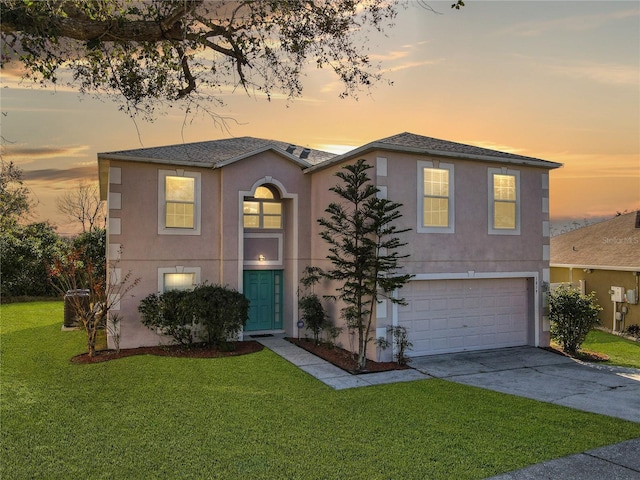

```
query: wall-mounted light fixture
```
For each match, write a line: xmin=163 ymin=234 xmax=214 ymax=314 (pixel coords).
xmin=258 ymin=254 xmax=265 ymax=262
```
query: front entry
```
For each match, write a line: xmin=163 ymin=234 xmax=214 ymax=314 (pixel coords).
xmin=243 ymin=270 xmax=283 ymax=332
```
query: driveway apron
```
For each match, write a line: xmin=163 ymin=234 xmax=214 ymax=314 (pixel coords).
xmin=410 ymin=346 xmax=640 ymax=424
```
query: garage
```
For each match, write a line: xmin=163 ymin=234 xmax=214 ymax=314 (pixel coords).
xmin=397 ymin=278 xmax=530 ymax=356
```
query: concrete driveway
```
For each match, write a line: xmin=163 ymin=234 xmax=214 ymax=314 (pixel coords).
xmin=410 ymin=346 xmax=640 ymax=423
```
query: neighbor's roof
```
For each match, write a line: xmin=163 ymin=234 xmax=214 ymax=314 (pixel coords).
xmin=306 ymin=132 xmax=562 ymax=173
xmin=98 ymin=136 xmax=336 ymax=169
xmin=550 ymin=211 xmax=640 ymax=271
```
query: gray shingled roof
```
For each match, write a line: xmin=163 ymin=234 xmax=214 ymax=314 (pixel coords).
xmin=99 ymin=136 xmax=336 ymax=168
xmin=307 ymin=132 xmax=562 ymax=172
xmin=550 ymin=211 xmax=640 ymax=270
xmin=378 ymin=132 xmax=559 ymax=165
xmin=99 ymin=132 xmax=562 ymax=172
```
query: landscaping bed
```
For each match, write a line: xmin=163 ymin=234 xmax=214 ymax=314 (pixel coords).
xmin=71 ymin=340 xmax=263 ymax=364
xmin=287 ymin=337 xmax=409 ymax=374
xmin=544 ymin=343 xmax=610 ymax=363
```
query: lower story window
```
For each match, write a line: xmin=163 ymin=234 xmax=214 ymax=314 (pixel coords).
xmin=158 ymin=266 xmax=201 ymax=293
xmin=163 ymin=273 xmax=195 ymax=291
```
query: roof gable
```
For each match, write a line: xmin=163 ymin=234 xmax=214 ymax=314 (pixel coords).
xmin=550 ymin=211 xmax=640 ymax=270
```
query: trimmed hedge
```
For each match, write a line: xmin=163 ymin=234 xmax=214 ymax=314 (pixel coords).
xmin=138 ymin=284 xmax=249 ymax=347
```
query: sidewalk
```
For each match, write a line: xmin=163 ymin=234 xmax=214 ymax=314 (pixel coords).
xmin=486 ymin=437 xmax=640 ymax=479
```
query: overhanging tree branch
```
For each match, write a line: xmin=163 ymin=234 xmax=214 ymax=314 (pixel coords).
xmin=2 ymin=0 xmax=460 ymax=119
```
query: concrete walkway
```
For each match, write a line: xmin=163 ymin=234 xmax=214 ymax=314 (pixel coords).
xmin=256 ymin=337 xmax=640 ymax=479
xmin=256 ymin=336 xmax=428 ymax=389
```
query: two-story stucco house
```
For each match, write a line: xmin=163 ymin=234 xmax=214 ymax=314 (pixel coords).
xmin=98 ymin=132 xmax=561 ymax=360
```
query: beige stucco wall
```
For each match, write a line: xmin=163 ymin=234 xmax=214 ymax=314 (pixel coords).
xmin=105 ymin=151 xmax=314 ymax=349
xmin=309 ymin=151 xmax=552 ymax=359
xmin=220 ymin=151 xmax=313 ymax=336
xmin=104 ymin=146 xmax=553 ymax=355
xmin=551 ymin=267 xmax=640 ymax=330
xmin=106 ymin=159 xmax=223 ymax=348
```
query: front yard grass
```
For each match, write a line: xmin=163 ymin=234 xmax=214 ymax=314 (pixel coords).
xmin=582 ymin=329 xmax=640 ymax=369
xmin=2 ymin=302 xmax=640 ymax=480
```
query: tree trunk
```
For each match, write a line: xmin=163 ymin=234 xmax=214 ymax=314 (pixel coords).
xmin=357 ymin=324 xmax=367 ymax=371
xmin=86 ymin=316 xmax=96 ymax=357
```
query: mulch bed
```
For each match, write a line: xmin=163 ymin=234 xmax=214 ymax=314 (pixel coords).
xmin=287 ymin=337 xmax=409 ymax=374
xmin=543 ymin=344 xmax=609 ymax=363
xmin=71 ymin=341 xmax=264 ymax=364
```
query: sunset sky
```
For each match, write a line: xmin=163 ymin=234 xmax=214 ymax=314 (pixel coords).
xmin=2 ymin=1 xmax=639 ymax=235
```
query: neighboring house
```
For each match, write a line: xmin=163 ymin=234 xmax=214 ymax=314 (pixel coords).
xmin=98 ymin=132 xmax=561 ymax=359
xmin=550 ymin=211 xmax=640 ymax=331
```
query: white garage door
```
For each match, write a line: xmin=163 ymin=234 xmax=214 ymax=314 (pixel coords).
xmin=398 ymin=278 xmax=529 ymax=356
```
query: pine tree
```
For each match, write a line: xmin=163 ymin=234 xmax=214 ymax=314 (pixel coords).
xmin=318 ymin=159 xmax=412 ymax=371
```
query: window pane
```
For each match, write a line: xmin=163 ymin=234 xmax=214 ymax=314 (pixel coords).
xmin=243 ymin=201 xmax=259 ymax=214
xmin=244 ymin=215 xmax=260 ymax=228
xmin=254 ymin=186 xmax=275 ymax=199
xmin=164 ymin=273 xmax=195 ymax=291
xmin=424 ymin=168 xmax=449 ymax=197
xmin=263 ymin=202 xmax=282 ymax=215
xmin=263 ymin=215 xmax=282 ymax=229
xmin=166 ymin=202 xmax=194 ymax=228
xmin=423 ymin=197 xmax=449 ymax=227
xmin=494 ymin=174 xmax=515 ymax=201
xmin=166 ymin=176 xmax=194 ymax=202
xmin=494 ymin=201 xmax=516 ymax=229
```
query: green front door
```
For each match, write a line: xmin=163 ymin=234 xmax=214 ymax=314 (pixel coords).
xmin=243 ymin=270 xmax=283 ymax=332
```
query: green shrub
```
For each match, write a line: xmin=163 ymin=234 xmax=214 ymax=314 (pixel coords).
xmin=190 ymin=284 xmax=249 ymax=348
xmin=138 ymin=290 xmax=193 ymax=345
xmin=299 ymin=293 xmax=327 ymax=345
xmin=388 ymin=325 xmax=413 ymax=366
xmin=549 ymin=286 xmax=602 ymax=355
xmin=138 ymin=285 xmax=249 ymax=348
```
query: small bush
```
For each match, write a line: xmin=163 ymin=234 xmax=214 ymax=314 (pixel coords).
xmin=138 ymin=290 xmax=194 ymax=345
xmin=625 ymin=324 xmax=640 ymax=339
xmin=299 ymin=293 xmax=327 ymax=345
xmin=549 ymin=286 xmax=602 ymax=355
xmin=138 ymin=285 xmax=249 ymax=348
xmin=388 ymin=325 xmax=413 ymax=366
xmin=190 ymin=284 xmax=249 ymax=348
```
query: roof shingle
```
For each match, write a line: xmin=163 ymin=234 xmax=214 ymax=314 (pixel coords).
xmin=99 ymin=136 xmax=336 ymax=167
xmin=550 ymin=211 xmax=640 ymax=270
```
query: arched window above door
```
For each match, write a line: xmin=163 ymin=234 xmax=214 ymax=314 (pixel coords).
xmin=243 ymin=185 xmax=283 ymax=229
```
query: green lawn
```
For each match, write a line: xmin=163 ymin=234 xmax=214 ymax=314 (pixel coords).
xmin=582 ymin=329 xmax=640 ymax=369
xmin=2 ymin=302 xmax=640 ymax=480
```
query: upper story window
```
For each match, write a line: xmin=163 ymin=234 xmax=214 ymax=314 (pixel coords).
xmin=158 ymin=170 xmax=201 ymax=235
xmin=166 ymin=176 xmax=195 ymax=228
xmin=488 ymin=168 xmax=520 ymax=235
xmin=243 ymin=185 xmax=282 ymax=229
xmin=417 ymin=161 xmax=454 ymax=233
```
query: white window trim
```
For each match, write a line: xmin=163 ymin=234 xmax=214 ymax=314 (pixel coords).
xmin=417 ymin=161 xmax=455 ymax=234
xmin=488 ymin=167 xmax=521 ymax=235
xmin=157 ymin=266 xmax=201 ymax=293
xmin=158 ymin=169 xmax=202 ymax=236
